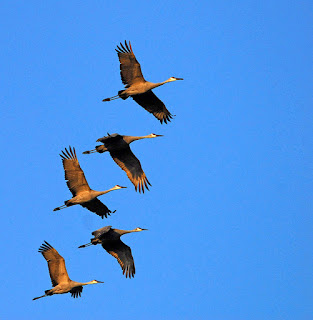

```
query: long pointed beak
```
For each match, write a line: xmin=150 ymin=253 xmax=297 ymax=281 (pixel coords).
xmin=176 ymin=78 xmax=183 ymax=80
xmin=152 ymin=134 xmax=163 ymax=137
xmin=117 ymin=185 xmax=127 ymax=188
xmin=141 ymin=228 xmax=148 ymax=231
xmin=96 ymin=281 xmax=104 ymax=283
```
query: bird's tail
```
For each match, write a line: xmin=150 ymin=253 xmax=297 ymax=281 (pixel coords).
xmin=78 ymin=242 xmax=93 ymax=249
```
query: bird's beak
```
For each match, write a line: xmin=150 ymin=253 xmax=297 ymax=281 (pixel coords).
xmin=176 ymin=78 xmax=184 ymax=80
xmin=153 ymin=134 xmax=163 ymax=137
xmin=97 ymin=281 xmax=104 ymax=283
xmin=141 ymin=228 xmax=148 ymax=231
xmin=118 ymin=186 xmax=127 ymax=188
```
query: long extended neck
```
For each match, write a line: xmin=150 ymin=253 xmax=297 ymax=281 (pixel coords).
xmin=82 ymin=281 xmax=97 ymax=286
xmin=124 ymin=135 xmax=155 ymax=144
xmin=72 ymin=280 xmax=97 ymax=287
xmin=93 ymin=187 xmax=119 ymax=197
xmin=148 ymin=79 xmax=172 ymax=90
xmin=113 ymin=228 xmax=141 ymax=236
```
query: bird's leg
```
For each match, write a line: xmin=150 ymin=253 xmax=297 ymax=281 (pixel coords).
xmin=53 ymin=204 xmax=67 ymax=211
xmin=82 ymin=149 xmax=97 ymax=154
xmin=33 ymin=294 xmax=47 ymax=301
xmin=102 ymin=95 xmax=120 ymax=102
xmin=78 ymin=242 xmax=93 ymax=248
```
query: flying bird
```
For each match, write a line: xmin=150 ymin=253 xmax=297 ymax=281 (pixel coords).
xmin=78 ymin=226 xmax=147 ymax=278
xmin=103 ymin=40 xmax=183 ymax=124
xmin=53 ymin=146 xmax=126 ymax=218
xmin=33 ymin=241 xmax=103 ymax=300
xmin=83 ymin=133 xmax=162 ymax=193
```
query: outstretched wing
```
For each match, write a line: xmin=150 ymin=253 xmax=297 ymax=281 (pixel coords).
xmin=116 ymin=41 xmax=145 ymax=86
xmin=102 ymin=240 xmax=135 ymax=278
xmin=92 ymin=226 xmax=112 ymax=238
xmin=132 ymin=90 xmax=173 ymax=124
xmin=60 ymin=147 xmax=91 ymax=196
xmin=110 ymin=147 xmax=151 ymax=193
xmin=38 ymin=241 xmax=70 ymax=287
xmin=81 ymin=198 xmax=114 ymax=219
xmin=70 ymin=286 xmax=83 ymax=298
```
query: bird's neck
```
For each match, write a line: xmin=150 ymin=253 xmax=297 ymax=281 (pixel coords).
xmin=124 ymin=135 xmax=152 ymax=144
xmin=148 ymin=79 xmax=170 ymax=90
xmin=114 ymin=228 xmax=139 ymax=236
xmin=70 ymin=280 xmax=92 ymax=287
xmin=93 ymin=188 xmax=116 ymax=197
xmin=83 ymin=281 xmax=97 ymax=286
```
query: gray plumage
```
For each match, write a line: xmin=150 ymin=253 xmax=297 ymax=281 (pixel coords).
xmin=83 ymin=133 xmax=162 ymax=193
xmin=78 ymin=226 xmax=147 ymax=278
xmin=53 ymin=146 xmax=126 ymax=218
xmin=103 ymin=40 xmax=183 ymax=124
xmin=33 ymin=241 xmax=103 ymax=300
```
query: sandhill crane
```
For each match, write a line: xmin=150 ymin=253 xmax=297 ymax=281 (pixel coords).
xmin=53 ymin=146 xmax=126 ymax=218
xmin=33 ymin=241 xmax=103 ymax=300
xmin=83 ymin=133 xmax=162 ymax=193
xmin=103 ymin=41 xmax=183 ymax=124
xmin=78 ymin=226 xmax=147 ymax=278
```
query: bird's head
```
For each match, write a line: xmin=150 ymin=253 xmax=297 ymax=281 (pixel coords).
xmin=91 ymin=280 xmax=104 ymax=284
xmin=113 ymin=185 xmax=127 ymax=190
xmin=167 ymin=77 xmax=184 ymax=82
xmin=134 ymin=227 xmax=148 ymax=232
xmin=149 ymin=133 xmax=163 ymax=138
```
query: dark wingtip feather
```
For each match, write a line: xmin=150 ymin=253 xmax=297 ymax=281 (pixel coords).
xmin=146 ymin=177 xmax=152 ymax=186
xmin=38 ymin=241 xmax=53 ymax=253
xmin=124 ymin=40 xmax=130 ymax=52
xmin=129 ymin=41 xmax=133 ymax=53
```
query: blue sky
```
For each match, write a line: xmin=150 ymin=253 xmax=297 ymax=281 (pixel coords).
xmin=1 ymin=1 xmax=312 ymax=319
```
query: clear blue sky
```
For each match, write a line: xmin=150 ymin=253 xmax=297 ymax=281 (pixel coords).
xmin=1 ymin=1 xmax=312 ymax=319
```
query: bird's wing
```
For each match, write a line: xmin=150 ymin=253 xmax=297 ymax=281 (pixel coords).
xmin=70 ymin=286 xmax=83 ymax=298
xmin=60 ymin=146 xmax=91 ymax=196
xmin=102 ymin=240 xmax=135 ymax=278
xmin=97 ymin=133 xmax=123 ymax=144
xmin=132 ymin=90 xmax=173 ymax=124
xmin=116 ymin=41 xmax=145 ymax=86
xmin=38 ymin=241 xmax=70 ymax=287
xmin=81 ymin=198 xmax=114 ymax=219
xmin=92 ymin=226 xmax=112 ymax=238
xmin=110 ymin=147 xmax=151 ymax=193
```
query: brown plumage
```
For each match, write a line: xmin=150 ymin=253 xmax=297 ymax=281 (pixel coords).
xmin=103 ymin=40 xmax=183 ymax=124
xmin=33 ymin=241 xmax=103 ymax=300
xmin=83 ymin=133 xmax=163 ymax=193
xmin=78 ymin=226 xmax=147 ymax=278
xmin=53 ymin=146 xmax=126 ymax=217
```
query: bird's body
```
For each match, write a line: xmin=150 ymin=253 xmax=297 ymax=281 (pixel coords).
xmin=53 ymin=146 xmax=126 ymax=218
xmin=78 ymin=226 xmax=147 ymax=278
xmin=33 ymin=241 xmax=103 ymax=300
xmin=83 ymin=133 xmax=162 ymax=193
xmin=103 ymin=41 xmax=183 ymax=124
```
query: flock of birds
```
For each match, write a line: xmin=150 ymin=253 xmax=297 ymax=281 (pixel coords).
xmin=33 ymin=41 xmax=183 ymax=301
